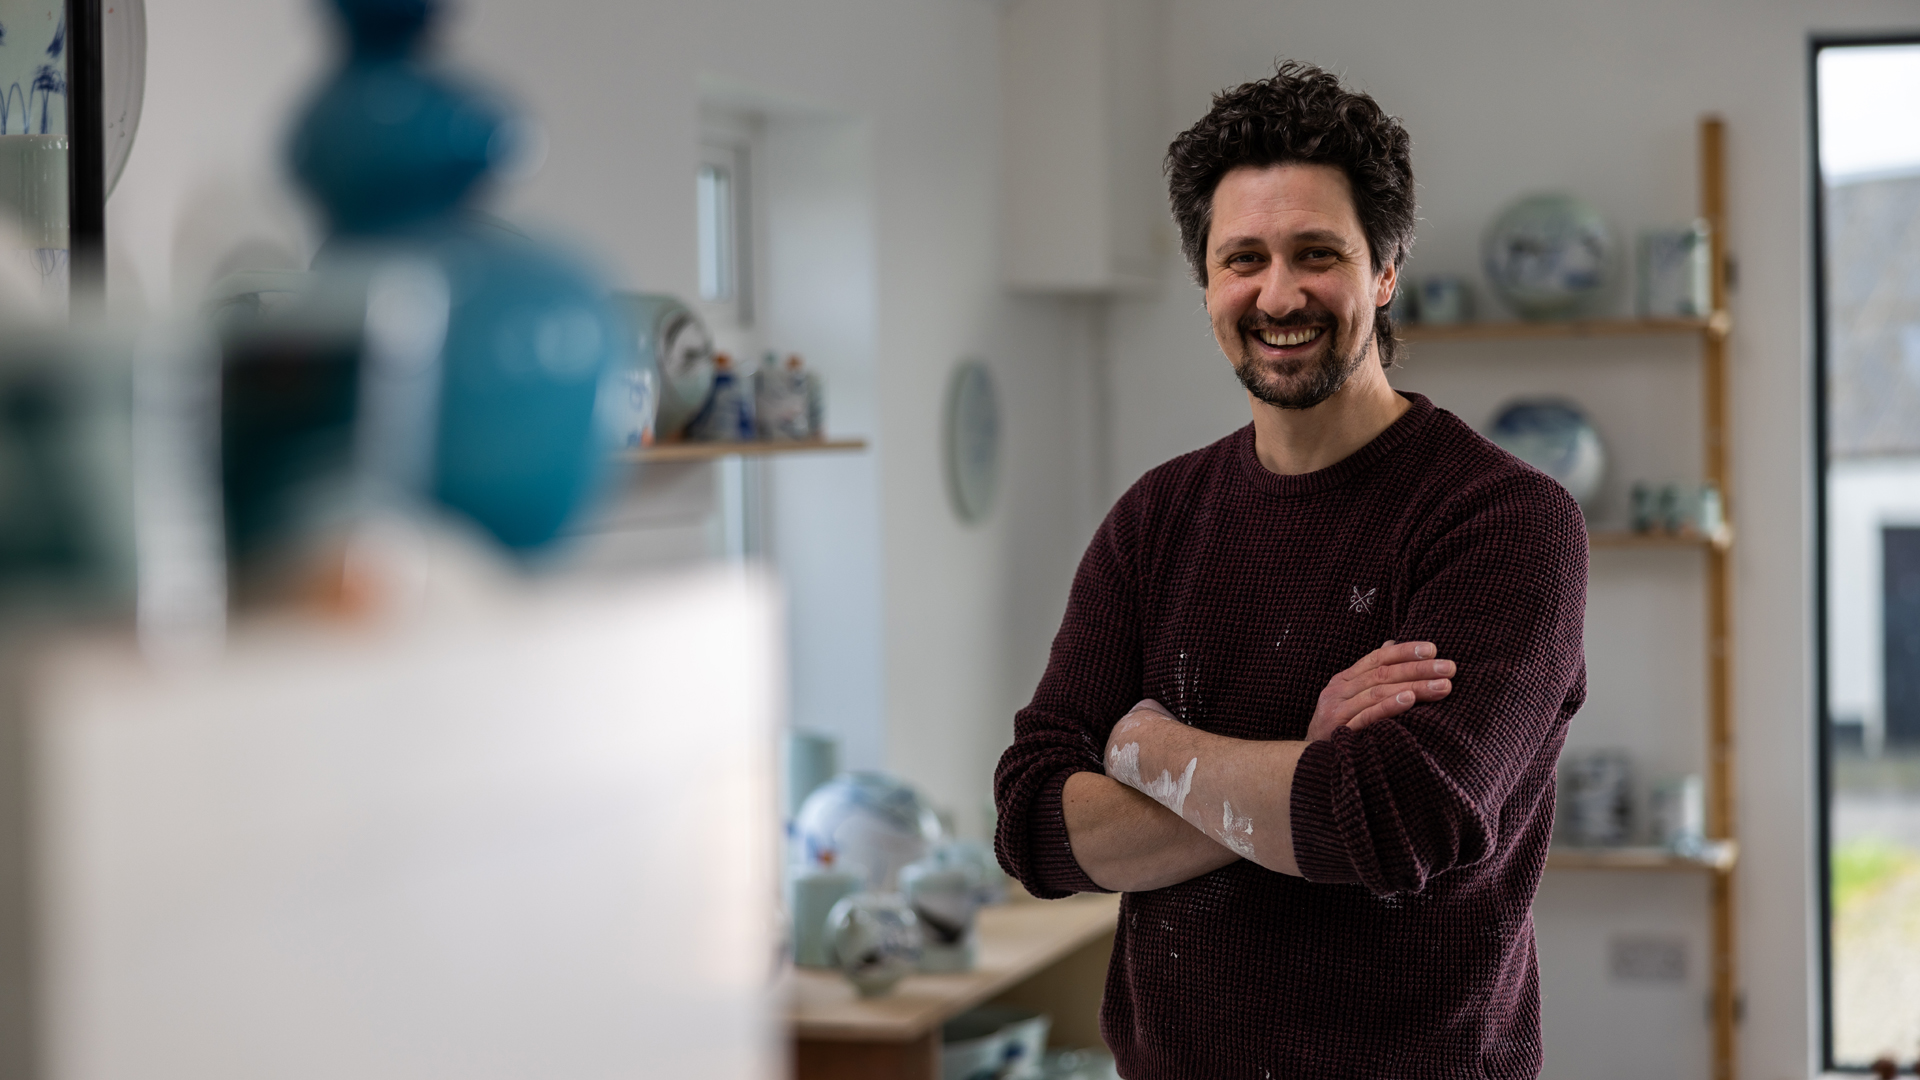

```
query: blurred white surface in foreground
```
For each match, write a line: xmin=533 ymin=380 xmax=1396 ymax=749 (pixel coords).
xmin=28 ymin=567 xmax=779 ymax=1080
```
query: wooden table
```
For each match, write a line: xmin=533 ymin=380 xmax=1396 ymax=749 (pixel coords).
xmin=788 ymin=893 xmax=1120 ymax=1080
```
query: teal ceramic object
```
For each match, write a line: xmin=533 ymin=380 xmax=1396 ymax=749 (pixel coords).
xmin=1482 ymin=193 xmax=1616 ymax=320
xmin=429 ymin=231 xmax=623 ymax=549
xmin=282 ymin=0 xmax=625 ymax=551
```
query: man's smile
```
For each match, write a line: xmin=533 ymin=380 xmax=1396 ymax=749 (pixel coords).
xmin=1253 ymin=326 xmax=1325 ymax=349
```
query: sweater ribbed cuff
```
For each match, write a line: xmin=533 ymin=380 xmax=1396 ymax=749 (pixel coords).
xmin=1290 ymin=737 xmax=1362 ymax=885
xmin=1025 ymin=768 xmax=1109 ymax=898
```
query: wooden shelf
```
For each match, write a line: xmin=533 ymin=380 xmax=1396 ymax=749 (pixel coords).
xmin=1546 ymin=840 xmax=1738 ymax=873
xmin=622 ymin=438 xmax=867 ymax=464
xmin=1588 ymin=526 xmax=1733 ymax=553
xmin=1399 ymin=312 xmax=1729 ymax=344
xmin=787 ymin=892 xmax=1119 ymax=1043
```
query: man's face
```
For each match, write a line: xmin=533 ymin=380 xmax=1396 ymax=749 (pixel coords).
xmin=1203 ymin=163 xmax=1396 ymax=411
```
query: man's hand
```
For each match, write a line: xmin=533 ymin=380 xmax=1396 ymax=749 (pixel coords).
xmin=1307 ymin=640 xmax=1456 ymax=742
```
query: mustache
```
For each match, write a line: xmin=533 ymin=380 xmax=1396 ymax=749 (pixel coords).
xmin=1239 ymin=309 xmax=1336 ymax=334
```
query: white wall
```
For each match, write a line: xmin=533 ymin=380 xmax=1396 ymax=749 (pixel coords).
xmin=109 ymin=0 xmax=1103 ymax=846
xmin=1100 ymin=1 xmax=1920 ymax=1076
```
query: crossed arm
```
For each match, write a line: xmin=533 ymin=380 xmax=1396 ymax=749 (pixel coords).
xmin=1062 ymin=640 xmax=1458 ymax=892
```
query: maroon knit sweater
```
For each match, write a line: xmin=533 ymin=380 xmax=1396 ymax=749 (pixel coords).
xmin=993 ymin=393 xmax=1587 ymax=1080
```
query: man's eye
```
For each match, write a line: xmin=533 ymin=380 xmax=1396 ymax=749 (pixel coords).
xmin=1301 ymin=248 xmax=1337 ymax=261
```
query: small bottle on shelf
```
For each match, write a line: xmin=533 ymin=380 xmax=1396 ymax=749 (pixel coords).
xmin=688 ymin=352 xmax=755 ymax=442
xmin=755 ymin=353 xmax=818 ymax=441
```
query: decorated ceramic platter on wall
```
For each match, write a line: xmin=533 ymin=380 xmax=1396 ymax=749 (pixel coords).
xmin=0 ymin=0 xmax=145 ymax=191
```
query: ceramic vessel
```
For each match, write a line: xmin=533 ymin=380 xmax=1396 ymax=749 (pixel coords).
xmin=1650 ymin=774 xmax=1705 ymax=854
xmin=1637 ymin=221 xmax=1712 ymax=318
xmin=787 ymin=867 xmax=860 ymax=969
xmin=610 ymin=293 xmax=713 ymax=441
xmin=900 ymin=856 xmax=981 ymax=973
xmin=1561 ymin=749 xmax=1633 ymax=847
xmin=1416 ymin=275 xmax=1474 ymax=325
xmin=794 ymin=771 xmax=943 ymax=891
xmin=1482 ymin=193 xmax=1615 ymax=319
xmin=942 ymin=1005 xmax=1052 ymax=1080
xmin=825 ymin=891 xmax=922 ymax=997
xmin=1486 ymin=399 xmax=1605 ymax=507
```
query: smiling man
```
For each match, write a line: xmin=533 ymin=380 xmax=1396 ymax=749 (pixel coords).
xmin=994 ymin=64 xmax=1589 ymax=1079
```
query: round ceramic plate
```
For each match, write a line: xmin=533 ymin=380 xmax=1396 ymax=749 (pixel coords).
xmin=0 ymin=0 xmax=144 ymax=192
xmin=103 ymin=0 xmax=147 ymax=194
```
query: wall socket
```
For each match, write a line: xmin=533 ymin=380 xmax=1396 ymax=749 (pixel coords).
xmin=1608 ymin=935 xmax=1689 ymax=983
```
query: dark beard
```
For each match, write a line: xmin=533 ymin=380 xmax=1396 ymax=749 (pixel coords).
xmin=1232 ymin=313 xmax=1374 ymax=411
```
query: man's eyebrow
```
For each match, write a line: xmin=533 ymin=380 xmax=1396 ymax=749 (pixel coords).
xmin=1211 ymin=229 xmax=1352 ymax=257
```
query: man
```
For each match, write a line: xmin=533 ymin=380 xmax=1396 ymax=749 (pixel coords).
xmin=993 ymin=63 xmax=1587 ymax=1079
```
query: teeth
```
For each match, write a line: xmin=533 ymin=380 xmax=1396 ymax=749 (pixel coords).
xmin=1258 ymin=327 xmax=1322 ymax=347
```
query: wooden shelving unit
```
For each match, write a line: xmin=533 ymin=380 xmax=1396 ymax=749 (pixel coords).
xmin=1401 ymin=312 xmax=1729 ymax=344
xmin=1589 ymin=527 xmax=1734 ymax=553
xmin=1547 ymin=840 xmax=1738 ymax=873
xmin=1404 ymin=117 xmax=1739 ymax=1080
xmin=622 ymin=438 xmax=867 ymax=464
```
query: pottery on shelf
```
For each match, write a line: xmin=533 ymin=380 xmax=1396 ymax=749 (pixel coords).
xmin=1482 ymin=193 xmax=1615 ymax=320
xmin=1486 ymin=399 xmax=1605 ymax=508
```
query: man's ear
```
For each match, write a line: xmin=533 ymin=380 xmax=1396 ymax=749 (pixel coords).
xmin=1375 ymin=260 xmax=1399 ymax=309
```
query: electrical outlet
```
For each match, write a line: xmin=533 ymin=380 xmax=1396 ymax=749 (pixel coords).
xmin=1609 ymin=936 xmax=1688 ymax=983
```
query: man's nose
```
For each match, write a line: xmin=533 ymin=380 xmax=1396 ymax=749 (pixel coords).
xmin=1253 ymin=261 xmax=1310 ymax=319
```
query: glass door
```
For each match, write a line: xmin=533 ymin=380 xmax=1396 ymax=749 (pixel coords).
xmin=1815 ymin=36 xmax=1920 ymax=1072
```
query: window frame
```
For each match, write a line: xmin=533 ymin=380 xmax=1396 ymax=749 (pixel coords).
xmin=1809 ymin=30 xmax=1920 ymax=1074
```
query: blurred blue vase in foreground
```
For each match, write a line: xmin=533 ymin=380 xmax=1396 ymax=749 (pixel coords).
xmin=253 ymin=0 xmax=625 ymax=557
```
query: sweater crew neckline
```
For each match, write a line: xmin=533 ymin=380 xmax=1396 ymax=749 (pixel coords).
xmin=1234 ymin=391 xmax=1436 ymax=499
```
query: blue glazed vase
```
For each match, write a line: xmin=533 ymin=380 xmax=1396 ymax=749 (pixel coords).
xmin=278 ymin=0 xmax=627 ymax=553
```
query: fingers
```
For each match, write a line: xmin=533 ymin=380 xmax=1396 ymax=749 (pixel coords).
xmin=1372 ymin=658 xmax=1457 ymax=685
xmin=1325 ymin=675 xmax=1454 ymax=729
xmin=1373 ymin=640 xmax=1439 ymax=666
xmin=1345 ymin=678 xmax=1453 ymax=731
xmin=1333 ymin=640 xmax=1443 ymax=688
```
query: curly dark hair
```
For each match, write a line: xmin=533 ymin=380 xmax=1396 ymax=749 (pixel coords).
xmin=1166 ymin=61 xmax=1415 ymax=364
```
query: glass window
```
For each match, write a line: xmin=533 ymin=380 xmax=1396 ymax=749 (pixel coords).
xmin=697 ymin=160 xmax=734 ymax=303
xmin=1815 ymin=37 xmax=1920 ymax=1071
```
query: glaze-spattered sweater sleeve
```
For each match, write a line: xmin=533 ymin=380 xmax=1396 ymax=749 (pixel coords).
xmin=992 ymin=499 xmax=1147 ymax=899
xmin=1290 ymin=470 xmax=1588 ymax=896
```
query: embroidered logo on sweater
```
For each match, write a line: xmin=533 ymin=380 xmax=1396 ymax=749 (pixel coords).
xmin=1349 ymin=585 xmax=1377 ymax=614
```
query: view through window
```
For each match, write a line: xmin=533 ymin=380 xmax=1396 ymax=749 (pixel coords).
xmin=1817 ymin=38 xmax=1920 ymax=1070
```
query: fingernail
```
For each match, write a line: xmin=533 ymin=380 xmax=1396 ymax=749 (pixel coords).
xmin=1415 ymin=643 xmax=1433 ymax=659
xmin=1396 ymin=691 xmax=1414 ymax=705
xmin=1435 ymin=660 xmax=1453 ymax=675
xmin=1428 ymin=680 xmax=1447 ymax=691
